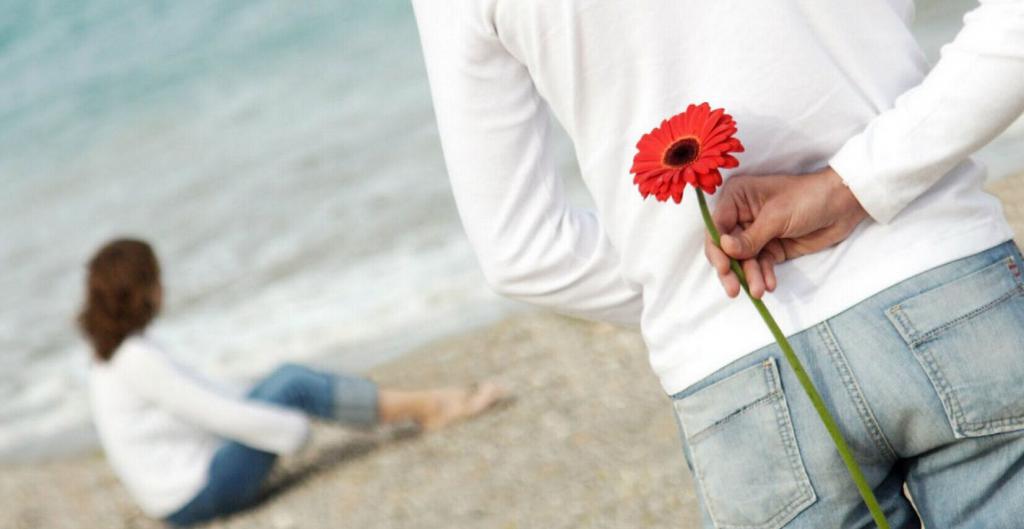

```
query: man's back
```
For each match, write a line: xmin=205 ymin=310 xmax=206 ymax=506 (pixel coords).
xmin=497 ymin=0 xmax=920 ymax=175
xmin=413 ymin=0 xmax=1018 ymax=393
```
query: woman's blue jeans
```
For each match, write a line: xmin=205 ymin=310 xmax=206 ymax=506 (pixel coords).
xmin=670 ymin=240 xmax=1024 ymax=529
xmin=165 ymin=364 xmax=378 ymax=526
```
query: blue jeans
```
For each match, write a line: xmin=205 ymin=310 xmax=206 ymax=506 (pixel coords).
xmin=165 ymin=364 xmax=379 ymax=527
xmin=671 ymin=240 xmax=1024 ymax=529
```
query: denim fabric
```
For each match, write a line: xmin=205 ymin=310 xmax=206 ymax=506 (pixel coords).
xmin=166 ymin=364 xmax=379 ymax=526
xmin=670 ymin=240 xmax=1024 ymax=529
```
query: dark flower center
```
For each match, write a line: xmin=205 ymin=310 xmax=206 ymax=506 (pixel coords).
xmin=663 ymin=137 xmax=700 ymax=167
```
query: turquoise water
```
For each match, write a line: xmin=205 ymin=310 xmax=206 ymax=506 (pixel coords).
xmin=0 ymin=0 xmax=1020 ymax=461
xmin=0 ymin=2 xmax=408 ymax=167
xmin=0 ymin=0 xmax=520 ymax=460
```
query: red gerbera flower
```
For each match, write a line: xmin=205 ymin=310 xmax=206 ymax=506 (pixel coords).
xmin=630 ymin=102 xmax=744 ymax=203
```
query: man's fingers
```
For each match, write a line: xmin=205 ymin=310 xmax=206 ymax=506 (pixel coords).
xmin=778 ymin=224 xmax=849 ymax=262
xmin=759 ymin=252 xmax=777 ymax=292
xmin=763 ymin=239 xmax=786 ymax=266
xmin=707 ymin=246 xmax=776 ymax=299
xmin=720 ymin=206 xmax=786 ymax=261
xmin=704 ymin=233 xmax=732 ymax=277
xmin=704 ymin=206 xmax=783 ymax=299
xmin=707 ymin=233 xmax=741 ymax=298
xmin=719 ymin=269 xmax=741 ymax=298
xmin=711 ymin=187 xmax=740 ymax=236
xmin=742 ymin=257 xmax=765 ymax=299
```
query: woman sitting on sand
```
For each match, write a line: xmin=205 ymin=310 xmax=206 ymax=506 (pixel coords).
xmin=79 ymin=238 xmax=504 ymax=526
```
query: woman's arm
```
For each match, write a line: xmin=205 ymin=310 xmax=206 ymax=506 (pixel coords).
xmin=114 ymin=339 xmax=310 ymax=455
xmin=411 ymin=1 xmax=642 ymax=327
xmin=829 ymin=0 xmax=1024 ymax=224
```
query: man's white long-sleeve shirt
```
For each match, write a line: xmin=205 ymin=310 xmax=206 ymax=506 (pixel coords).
xmin=412 ymin=0 xmax=1023 ymax=394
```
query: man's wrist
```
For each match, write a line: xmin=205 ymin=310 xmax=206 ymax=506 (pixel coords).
xmin=822 ymin=166 xmax=868 ymax=223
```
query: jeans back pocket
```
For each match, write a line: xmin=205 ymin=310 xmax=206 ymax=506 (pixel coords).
xmin=885 ymin=254 xmax=1024 ymax=438
xmin=673 ymin=358 xmax=815 ymax=529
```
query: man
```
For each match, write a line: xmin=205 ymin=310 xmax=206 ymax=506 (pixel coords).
xmin=412 ymin=0 xmax=1024 ymax=527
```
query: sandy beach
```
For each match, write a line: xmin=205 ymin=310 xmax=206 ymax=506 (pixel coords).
xmin=0 ymin=314 xmax=698 ymax=529
xmin=2 ymin=174 xmax=1021 ymax=529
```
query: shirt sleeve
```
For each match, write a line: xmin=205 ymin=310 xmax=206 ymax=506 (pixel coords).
xmin=114 ymin=339 xmax=310 ymax=455
xmin=411 ymin=1 xmax=643 ymax=327
xmin=829 ymin=0 xmax=1024 ymax=224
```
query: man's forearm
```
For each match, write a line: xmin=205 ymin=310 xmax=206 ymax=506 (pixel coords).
xmin=829 ymin=0 xmax=1024 ymax=224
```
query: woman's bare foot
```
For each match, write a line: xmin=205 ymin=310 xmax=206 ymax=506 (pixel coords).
xmin=416 ymin=382 xmax=507 ymax=431
xmin=377 ymin=381 xmax=508 ymax=430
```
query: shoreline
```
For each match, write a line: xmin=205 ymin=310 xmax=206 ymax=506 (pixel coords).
xmin=1 ymin=173 xmax=1020 ymax=529
xmin=0 ymin=314 xmax=700 ymax=529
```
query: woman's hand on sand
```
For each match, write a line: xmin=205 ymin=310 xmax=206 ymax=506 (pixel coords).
xmin=704 ymin=167 xmax=869 ymax=298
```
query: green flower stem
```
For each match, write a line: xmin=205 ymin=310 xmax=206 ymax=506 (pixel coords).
xmin=695 ymin=189 xmax=890 ymax=529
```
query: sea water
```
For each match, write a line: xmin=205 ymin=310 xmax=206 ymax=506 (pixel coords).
xmin=0 ymin=0 xmax=1020 ymax=461
xmin=0 ymin=0 xmax=533 ymax=461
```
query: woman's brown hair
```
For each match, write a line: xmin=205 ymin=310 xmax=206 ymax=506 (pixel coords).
xmin=78 ymin=238 xmax=161 ymax=361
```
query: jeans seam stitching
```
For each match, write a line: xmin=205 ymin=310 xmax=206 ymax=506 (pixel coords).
xmin=709 ymin=370 xmax=814 ymax=529
xmin=887 ymin=304 xmax=917 ymax=343
xmin=691 ymin=359 xmax=815 ymax=529
xmin=959 ymin=416 xmax=1024 ymax=433
xmin=773 ymin=397 xmax=813 ymax=504
xmin=688 ymin=392 xmax=779 ymax=444
xmin=901 ymin=280 xmax=1022 ymax=436
xmin=713 ymin=493 xmax=814 ymax=529
xmin=817 ymin=321 xmax=897 ymax=462
xmin=913 ymin=342 xmax=966 ymax=434
xmin=888 ymin=304 xmax=966 ymax=430
xmin=766 ymin=360 xmax=816 ymax=528
xmin=931 ymin=282 xmax=1024 ymax=434
xmin=909 ymin=281 xmax=1021 ymax=347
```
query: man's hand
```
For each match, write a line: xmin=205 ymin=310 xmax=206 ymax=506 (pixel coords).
xmin=704 ymin=167 xmax=868 ymax=299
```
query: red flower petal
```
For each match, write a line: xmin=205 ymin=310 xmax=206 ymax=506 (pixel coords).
xmin=629 ymin=102 xmax=742 ymax=201
xmin=683 ymin=166 xmax=696 ymax=185
xmin=626 ymin=103 xmax=741 ymax=202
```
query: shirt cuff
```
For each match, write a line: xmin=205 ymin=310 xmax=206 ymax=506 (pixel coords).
xmin=828 ymin=137 xmax=903 ymax=225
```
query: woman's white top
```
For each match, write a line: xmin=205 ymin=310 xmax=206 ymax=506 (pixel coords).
xmin=411 ymin=0 xmax=1024 ymax=394
xmin=89 ymin=334 xmax=309 ymax=517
